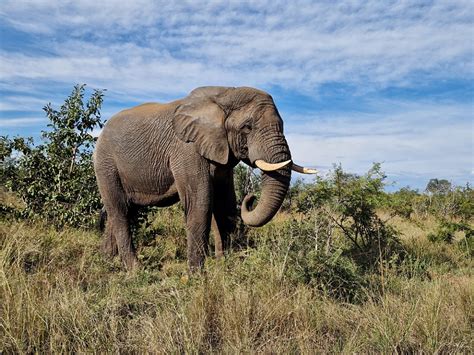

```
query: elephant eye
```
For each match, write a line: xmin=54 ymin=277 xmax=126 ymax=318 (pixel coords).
xmin=242 ymin=123 xmax=252 ymax=133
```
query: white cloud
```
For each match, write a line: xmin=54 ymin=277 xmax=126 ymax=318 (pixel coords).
xmin=0 ymin=1 xmax=472 ymax=96
xmin=0 ymin=1 xmax=472 ymax=188
xmin=0 ymin=95 xmax=52 ymax=111
xmin=286 ymin=100 xmax=473 ymax=186
xmin=0 ymin=117 xmax=45 ymax=127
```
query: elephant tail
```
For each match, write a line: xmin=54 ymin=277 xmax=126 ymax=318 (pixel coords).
xmin=97 ymin=207 xmax=107 ymax=231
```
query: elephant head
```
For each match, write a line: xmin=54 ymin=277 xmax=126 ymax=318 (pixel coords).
xmin=173 ymin=86 xmax=315 ymax=227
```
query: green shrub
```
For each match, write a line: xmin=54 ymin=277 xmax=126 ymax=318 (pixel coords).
xmin=293 ymin=164 xmax=401 ymax=266
xmin=1 ymin=85 xmax=104 ymax=228
xmin=382 ymin=182 xmax=473 ymax=221
xmin=427 ymin=220 xmax=474 ymax=244
xmin=249 ymin=216 xmax=367 ymax=303
xmin=385 ymin=187 xmax=419 ymax=219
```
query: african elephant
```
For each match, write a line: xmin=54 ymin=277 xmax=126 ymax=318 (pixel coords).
xmin=93 ymin=86 xmax=315 ymax=271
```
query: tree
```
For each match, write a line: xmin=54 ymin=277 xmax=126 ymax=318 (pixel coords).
xmin=387 ymin=187 xmax=420 ymax=219
xmin=426 ymin=178 xmax=452 ymax=195
xmin=2 ymin=84 xmax=105 ymax=228
xmin=290 ymin=164 xmax=399 ymax=268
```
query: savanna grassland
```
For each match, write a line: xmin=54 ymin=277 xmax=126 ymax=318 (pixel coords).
xmin=1 ymin=203 xmax=473 ymax=353
xmin=1 ymin=86 xmax=472 ymax=353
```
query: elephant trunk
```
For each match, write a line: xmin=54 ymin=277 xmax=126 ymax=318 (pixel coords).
xmin=241 ymin=139 xmax=291 ymax=227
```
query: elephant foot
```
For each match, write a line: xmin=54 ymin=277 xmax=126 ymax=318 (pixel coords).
xmin=101 ymin=236 xmax=118 ymax=258
xmin=188 ymin=257 xmax=206 ymax=274
xmin=214 ymin=239 xmax=224 ymax=259
xmin=122 ymin=252 xmax=141 ymax=271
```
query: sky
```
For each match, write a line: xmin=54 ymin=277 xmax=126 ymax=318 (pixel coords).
xmin=0 ymin=0 xmax=473 ymax=190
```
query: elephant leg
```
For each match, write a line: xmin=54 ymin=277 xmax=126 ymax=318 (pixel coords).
xmin=109 ymin=213 xmax=138 ymax=270
xmin=96 ymin=168 xmax=138 ymax=270
xmin=99 ymin=208 xmax=118 ymax=257
xmin=102 ymin=221 xmax=118 ymax=258
xmin=172 ymin=157 xmax=213 ymax=271
xmin=212 ymin=169 xmax=237 ymax=258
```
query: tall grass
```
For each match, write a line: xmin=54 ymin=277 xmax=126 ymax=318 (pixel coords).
xmin=1 ymin=215 xmax=472 ymax=353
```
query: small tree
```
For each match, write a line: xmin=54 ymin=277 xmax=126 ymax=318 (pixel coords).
xmin=426 ymin=178 xmax=452 ymax=195
xmin=2 ymin=84 xmax=105 ymax=228
xmin=386 ymin=187 xmax=420 ymax=219
xmin=293 ymin=164 xmax=400 ymax=269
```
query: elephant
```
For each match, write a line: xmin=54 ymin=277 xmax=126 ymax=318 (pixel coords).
xmin=93 ymin=86 xmax=316 ymax=271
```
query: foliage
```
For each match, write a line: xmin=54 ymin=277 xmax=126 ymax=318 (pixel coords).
xmin=427 ymin=220 xmax=474 ymax=244
xmin=426 ymin=178 xmax=452 ymax=195
xmin=233 ymin=163 xmax=262 ymax=205
xmin=290 ymin=164 xmax=400 ymax=263
xmin=426 ymin=183 xmax=473 ymax=220
xmin=229 ymin=164 xmax=407 ymax=302
xmin=0 ymin=137 xmax=19 ymax=186
xmin=385 ymin=187 xmax=420 ymax=219
xmin=1 ymin=218 xmax=472 ymax=353
xmin=384 ymin=182 xmax=473 ymax=221
xmin=253 ymin=217 xmax=367 ymax=303
xmin=1 ymin=85 xmax=104 ymax=228
xmin=281 ymin=178 xmax=305 ymax=211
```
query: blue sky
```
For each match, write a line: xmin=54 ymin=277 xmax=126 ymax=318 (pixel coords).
xmin=1 ymin=0 xmax=473 ymax=190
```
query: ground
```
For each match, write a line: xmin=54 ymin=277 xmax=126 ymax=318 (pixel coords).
xmin=0 ymin=209 xmax=472 ymax=353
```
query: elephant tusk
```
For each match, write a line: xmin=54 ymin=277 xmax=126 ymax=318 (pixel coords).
xmin=255 ymin=159 xmax=292 ymax=171
xmin=292 ymin=163 xmax=318 ymax=174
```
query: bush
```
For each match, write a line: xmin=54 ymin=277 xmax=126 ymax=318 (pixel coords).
xmin=239 ymin=164 xmax=406 ymax=302
xmin=1 ymin=85 xmax=105 ymax=228
xmin=427 ymin=220 xmax=474 ymax=244
xmin=246 ymin=216 xmax=366 ymax=303
xmin=426 ymin=183 xmax=473 ymax=220
xmin=293 ymin=164 xmax=400 ymax=264
xmin=385 ymin=187 xmax=420 ymax=219
xmin=383 ymin=182 xmax=473 ymax=221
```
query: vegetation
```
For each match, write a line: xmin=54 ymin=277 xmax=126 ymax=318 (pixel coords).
xmin=1 ymin=212 xmax=472 ymax=353
xmin=384 ymin=181 xmax=473 ymax=221
xmin=1 ymin=86 xmax=472 ymax=352
xmin=1 ymin=84 xmax=104 ymax=228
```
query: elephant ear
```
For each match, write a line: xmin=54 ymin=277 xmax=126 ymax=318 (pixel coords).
xmin=173 ymin=98 xmax=229 ymax=165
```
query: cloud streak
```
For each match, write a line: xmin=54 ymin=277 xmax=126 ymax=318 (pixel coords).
xmin=0 ymin=117 xmax=45 ymax=127
xmin=0 ymin=1 xmax=472 ymax=95
xmin=286 ymin=99 xmax=473 ymax=186
xmin=0 ymin=1 xmax=472 ymax=188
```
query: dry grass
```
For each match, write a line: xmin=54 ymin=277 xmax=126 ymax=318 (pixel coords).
xmin=1 ymin=216 xmax=473 ymax=353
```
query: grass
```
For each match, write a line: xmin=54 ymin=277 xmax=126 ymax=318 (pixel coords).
xmin=1 ymin=212 xmax=473 ymax=353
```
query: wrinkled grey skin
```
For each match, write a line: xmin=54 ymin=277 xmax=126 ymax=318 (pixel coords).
xmin=93 ymin=86 xmax=291 ymax=271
